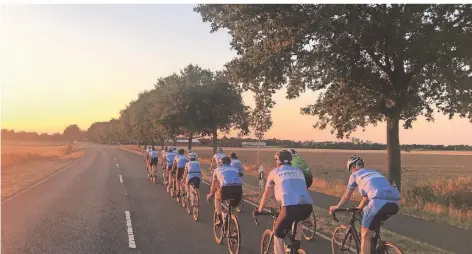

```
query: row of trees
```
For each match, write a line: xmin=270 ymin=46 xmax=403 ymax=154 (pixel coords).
xmin=2 ymin=125 xmax=85 ymax=143
xmin=86 ymin=65 xmax=272 ymax=153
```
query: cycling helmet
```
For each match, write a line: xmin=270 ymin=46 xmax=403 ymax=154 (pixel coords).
xmin=290 ymin=149 xmax=297 ymax=155
xmin=229 ymin=152 xmax=237 ymax=159
xmin=167 ymin=147 xmax=173 ymax=152
xmin=189 ymin=152 xmax=197 ymax=161
xmin=220 ymin=156 xmax=231 ymax=165
xmin=178 ymin=148 xmax=184 ymax=155
xmin=275 ymin=150 xmax=292 ymax=165
xmin=217 ymin=147 xmax=224 ymax=153
xmin=347 ymin=155 xmax=364 ymax=171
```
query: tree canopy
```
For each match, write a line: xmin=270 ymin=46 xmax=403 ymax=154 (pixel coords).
xmin=195 ymin=4 xmax=472 ymax=191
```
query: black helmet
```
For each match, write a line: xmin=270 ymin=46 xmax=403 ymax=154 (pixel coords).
xmin=290 ymin=149 xmax=297 ymax=155
xmin=220 ymin=156 xmax=231 ymax=165
xmin=229 ymin=152 xmax=237 ymax=159
xmin=275 ymin=150 xmax=292 ymax=165
xmin=152 ymin=147 xmax=155 ymax=151
xmin=178 ymin=148 xmax=184 ymax=155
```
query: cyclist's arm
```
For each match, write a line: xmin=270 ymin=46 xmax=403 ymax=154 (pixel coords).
xmin=209 ymin=171 xmax=218 ymax=196
xmin=333 ymin=188 xmax=354 ymax=209
xmin=257 ymin=187 xmax=274 ymax=213
xmin=357 ymin=196 xmax=369 ymax=209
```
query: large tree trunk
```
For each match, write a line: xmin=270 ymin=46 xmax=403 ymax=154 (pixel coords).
xmin=386 ymin=116 xmax=402 ymax=192
xmin=212 ymin=127 xmax=218 ymax=154
xmin=188 ymin=132 xmax=193 ymax=150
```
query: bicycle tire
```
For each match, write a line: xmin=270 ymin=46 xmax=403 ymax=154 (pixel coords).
xmin=331 ymin=225 xmax=359 ymax=254
xmin=192 ymin=190 xmax=199 ymax=222
xmin=236 ymin=198 xmax=244 ymax=212
xmin=227 ymin=214 xmax=241 ymax=254
xmin=296 ymin=249 xmax=307 ymax=254
xmin=186 ymin=193 xmax=192 ymax=214
xmin=213 ymin=211 xmax=224 ymax=244
xmin=377 ymin=241 xmax=404 ymax=254
xmin=260 ymin=229 xmax=274 ymax=254
xmin=302 ymin=210 xmax=316 ymax=241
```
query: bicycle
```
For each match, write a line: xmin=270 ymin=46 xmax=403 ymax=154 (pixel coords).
xmin=184 ymin=181 xmax=200 ymax=221
xmin=331 ymin=207 xmax=404 ymax=254
xmin=208 ymin=196 xmax=241 ymax=254
xmin=253 ymin=208 xmax=307 ymax=254
xmin=236 ymin=198 xmax=244 ymax=212
xmin=301 ymin=208 xmax=317 ymax=241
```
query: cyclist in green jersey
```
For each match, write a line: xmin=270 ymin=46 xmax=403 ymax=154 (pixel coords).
xmin=290 ymin=149 xmax=313 ymax=188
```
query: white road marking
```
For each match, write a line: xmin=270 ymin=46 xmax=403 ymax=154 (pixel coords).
xmin=201 ymin=180 xmax=332 ymax=242
xmin=2 ymin=157 xmax=83 ymax=204
xmin=116 ymin=163 xmax=120 ymax=168
xmin=124 ymin=188 xmax=128 ymax=196
xmin=125 ymin=211 xmax=137 ymax=249
xmin=119 ymin=175 xmax=123 ymax=183
xmin=115 ymin=157 xmax=117 ymax=160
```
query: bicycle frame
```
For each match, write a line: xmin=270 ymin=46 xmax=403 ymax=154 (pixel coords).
xmin=332 ymin=208 xmax=385 ymax=253
xmin=253 ymin=209 xmax=300 ymax=254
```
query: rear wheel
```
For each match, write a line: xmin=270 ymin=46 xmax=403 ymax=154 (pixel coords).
xmin=376 ymin=241 xmax=404 ymax=254
xmin=227 ymin=214 xmax=241 ymax=254
xmin=331 ymin=225 xmax=359 ymax=254
xmin=192 ymin=189 xmax=199 ymax=221
xmin=213 ymin=211 xmax=224 ymax=244
xmin=236 ymin=198 xmax=244 ymax=212
xmin=260 ymin=229 xmax=273 ymax=254
xmin=302 ymin=210 xmax=316 ymax=240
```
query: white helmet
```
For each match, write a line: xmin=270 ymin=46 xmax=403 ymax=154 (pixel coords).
xmin=217 ymin=147 xmax=224 ymax=153
xmin=347 ymin=155 xmax=364 ymax=171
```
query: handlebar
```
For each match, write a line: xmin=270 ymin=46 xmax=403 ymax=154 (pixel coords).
xmin=253 ymin=210 xmax=280 ymax=226
xmin=331 ymin=207 xmax=362 ymax=222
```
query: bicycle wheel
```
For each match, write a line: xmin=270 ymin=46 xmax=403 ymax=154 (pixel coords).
xmin=376 ymin=241 xmax=404 ymax=254
xmin=302 ymin=210 xmax=316 ymax=241
xmin=180 ymin=188 xmax=186 ymax=208
xmin=192 ymin=189 xmax=199 ymax=222
xmin=260 ymin=229 xmax=273 ymax=254
xmin=296 ymin=249 xmax=307 ymax=254
xmin=332 ymin=225 xmax=359 ymax=254
xmin=186 ymin=192 xmax=192 ymax=214
xmin=213 ymin=211 xmax=224 ymax=244
xmin=227 ymin=214 xmax=241 ymax=254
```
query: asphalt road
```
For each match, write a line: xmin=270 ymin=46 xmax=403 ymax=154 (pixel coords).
xmin=1 ymin=145 xmax=331 ymax=254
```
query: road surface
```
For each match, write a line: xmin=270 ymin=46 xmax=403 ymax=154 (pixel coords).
xmin=2 ymin=145 xmax=331 ymax=254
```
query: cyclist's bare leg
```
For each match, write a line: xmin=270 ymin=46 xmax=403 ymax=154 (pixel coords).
xmin=361 ymin=227 xmax=374 ymax=254
xmin=295 ymin=222 xmax=303 ymax=240
xmin=274 ymin=237 xmax=285 ymax=254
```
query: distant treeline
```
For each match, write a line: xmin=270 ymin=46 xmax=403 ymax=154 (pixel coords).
xmin=3 ymin=128 xmax=471 ymax=151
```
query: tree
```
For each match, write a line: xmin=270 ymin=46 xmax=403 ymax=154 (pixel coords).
xmin=195 ymin=4 xmax=472 ymax=192
xmin=250 ymin=91 xmax=273 ymax=165
xmin=63 ymin=124 xmax=82 ymax=142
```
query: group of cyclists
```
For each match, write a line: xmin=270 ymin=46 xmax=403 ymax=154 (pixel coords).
xmin=143 ymin=145 xmax=401 ymax=254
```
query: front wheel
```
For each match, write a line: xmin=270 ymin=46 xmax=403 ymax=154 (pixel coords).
xmin=260 ymin=229 xmax=273 ymax=254
xmin=302 ymin=210 xmax=316 ymax=241
xmin=227 ymin=214 xmax=241 ymax=254
xmin=376 ymin=241 xmax=404 ymax=254
xmin=213 ymin=211 xmax=224 ymax=244
xmin=331 ymin=225 xmax=359 ymax=254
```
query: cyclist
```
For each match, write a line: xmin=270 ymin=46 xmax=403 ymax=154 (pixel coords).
xmin=207 ymin=156 xmax=243 ymax=227
xmin=229 ymin=152 xmax=244 ymax=177
xmin=160 ymin=146 xmax=167 ymax=169
xmin=209 ymin=147 xmax=226 ymax=173
xmin=188 ymin=149 xmax=199 ymax=160
xmin=144 ymin=146 xmax=152 ymax=171
xmin=173 ymin=148 xmax=188 ymax=197
xmin=290 ymin=149 xmax=313 ymax=188
xmin=329 ymin=155 xmax=400 ymax=254
xmin=253 ymin=149 xmax=313 ymax=254
xmin=183 ymin=151 xmax=201 ymax=205
xmin=165 ymin=147 xmax=177 ymax=188
xmin=148 ymin=147 xmax=159 ymax=179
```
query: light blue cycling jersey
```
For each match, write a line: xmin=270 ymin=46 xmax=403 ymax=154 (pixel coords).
xmin=166 ymin=152 xmax=177 ymax=167
xmin=212 ymin=165 xmax=243 ymax=187
xmin=186 ymin=161 xmax=202 ymax=181
xmin=266 ymin=165 xmax=313 ymax=206
xmin=148 ymin=150 xmax=158 ymax=158
xmin=230 ymin=159 xmax=244 ymax=174
xmin=212 ymin=153 xmax=226 ymax=166
xmin=347 ymin=168 xmax=401 ymax=201
xmin=174 ymin=154 xmax=188 ymax=168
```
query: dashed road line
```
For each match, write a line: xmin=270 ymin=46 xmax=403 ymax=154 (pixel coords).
xmin=119 ymin=175 xmax=123 ymax=183
xmin=116 ymin=163 xmax=120 ymax=168
xmin=124 ymin=188 xmax=128 ymax=196
xmin=125 ymin=211 xmax=136 ymax=249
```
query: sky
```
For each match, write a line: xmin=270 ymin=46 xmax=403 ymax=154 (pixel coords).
xmin=1 ymin=4 xmax=471 ymax=145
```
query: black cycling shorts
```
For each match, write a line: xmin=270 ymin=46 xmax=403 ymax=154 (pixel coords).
xmin=216 ymin=185 xmax=243 ymax=208
xmin=176 ymin=167 xmax=185 ymax=180
xmin=274 ymin=205 xmax=312 ymax=239
xmin=150 ymin=157 xmax=158 ymax=166
xmin=188 ymin=177 xmax=201 ymax=188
